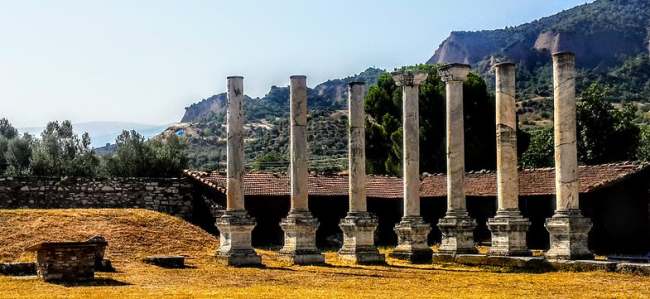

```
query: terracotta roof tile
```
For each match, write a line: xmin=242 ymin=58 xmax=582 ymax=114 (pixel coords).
xmin=185 ymin=162 xmax=649 ymax=199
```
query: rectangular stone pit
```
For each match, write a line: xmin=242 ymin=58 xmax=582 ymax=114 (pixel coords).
xmin=26 ymin=242 xmax=99 ymax=282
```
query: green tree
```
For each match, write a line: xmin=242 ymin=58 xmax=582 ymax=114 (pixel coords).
xmin=31 ymin=121 xmax=99 ymax=177
xmin=520 ymin=127 xmax=554 ymax=168
xmin=5 ymin=133 xmax=33 ymax=175
xmin=0 ymin=118 xmax=18 ymax=139
xmin=364 ymin=64 xmax=498 ymax=175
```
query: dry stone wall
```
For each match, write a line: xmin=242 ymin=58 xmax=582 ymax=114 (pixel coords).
xmin=0 ymin=177 xmax=193 ymax=219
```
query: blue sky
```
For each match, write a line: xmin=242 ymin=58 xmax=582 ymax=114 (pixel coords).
xmin=0 ymin=0 xmax=591 ymax=127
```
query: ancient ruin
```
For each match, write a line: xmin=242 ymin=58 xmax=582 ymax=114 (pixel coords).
xmin=279 ymin=75 xmax=325 ymax=265
xmin=26 ymin=241 xmax=101 ymax=282
xmin=486 ymin=62 xmax=531 ymax=256
xmin=337 ymin=82 xmax=385 ymax=264
xmin=389 ymin=71 xmax=433 ymax=263
xmin=544 ymin=52 xmax=593 ymax=260
xmin=215 ymin=76 xmax=262 ymax=266
xmin=437 ymin=64 xmax=478 ymax=255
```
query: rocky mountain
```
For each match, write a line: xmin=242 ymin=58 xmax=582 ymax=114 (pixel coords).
xmin=428 ymin=0 xmax=650 ymax=101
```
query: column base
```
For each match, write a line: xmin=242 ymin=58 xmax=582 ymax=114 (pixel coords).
xmin=545 ymin=210 xmax=593 ymax=260
xmin=437 ymin=211 xmax=477 ymax=255
xmin=338 ymin=212 xmax=385 ymax=264
xmin=215 ymin=210 xmax=262 ymax=267
xmin=487 ymin=210 xmax=531 ymax=256
xmin=279 ymin=210 xmax=325 ymax=265
xmin=390 ymin=216 xmax=432 ymax=263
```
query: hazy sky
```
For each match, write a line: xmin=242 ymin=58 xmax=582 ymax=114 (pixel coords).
xmin=1 ymin=0 xmax=590 ymax=127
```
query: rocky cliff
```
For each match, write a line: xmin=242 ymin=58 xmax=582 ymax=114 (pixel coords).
xmin=428 ymin=0 xmax=650 ymax=70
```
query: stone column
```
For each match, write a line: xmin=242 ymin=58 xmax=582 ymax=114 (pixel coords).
xmin=487 ymin=63 xmax=531 ymax=256
xmin=279 ymin=75 xmax=324 ymax=265
xmin=338 ymin=82 xmax=385 ymax=264
xmin=545 ymin=52 xmax=593 ymax=260
xmin=389 ymin=71 xmax=432 ymax=263
xmin=437 ymin=64 xmax=477 ymax=255
xmin=215 ymin=76 xmax=262 ymax=266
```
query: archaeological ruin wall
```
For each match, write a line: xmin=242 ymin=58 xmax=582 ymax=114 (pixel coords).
xmin=0 ymin=176 xmax=194 ymax=219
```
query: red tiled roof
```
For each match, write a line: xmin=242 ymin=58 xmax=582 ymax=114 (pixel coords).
xmin=184 ymin=162 xmax=649 ymax=199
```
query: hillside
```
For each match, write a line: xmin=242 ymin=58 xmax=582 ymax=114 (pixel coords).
xmin=0 ymin=209 xmax=218 ymax=263
xmin=175 ymin=68 xmax=383 ymax=171
xmin=2 ymin=209 xmax=650 ymax=298
xmin=428 ymin=0 xmax=650 ymax=101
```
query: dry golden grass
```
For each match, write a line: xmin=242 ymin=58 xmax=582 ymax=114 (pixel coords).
xmin=1 ymin=209 xmax=650 ymax=298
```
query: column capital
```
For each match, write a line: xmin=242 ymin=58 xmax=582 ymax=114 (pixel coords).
xmin=391 ymin=71 xmax=428 ymax=87
xmin=439 ymin=63 xmax=470 ymax=82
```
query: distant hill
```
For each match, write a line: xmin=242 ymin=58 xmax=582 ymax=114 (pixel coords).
xmin=428 ymin=0 xmax=650 ymax=101
xmin=20 ymin=121 xmax=168 ymax=149
xmin=174 ymin=68 xmax=385 ymax=171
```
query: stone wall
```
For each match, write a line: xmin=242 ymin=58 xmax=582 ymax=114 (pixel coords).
xmin=0 ymin=177 xmax=193 ymax=219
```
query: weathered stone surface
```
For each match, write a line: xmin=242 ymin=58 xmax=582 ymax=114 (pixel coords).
xmin=0 ymin=262 xmax=36 ymax=276
xmin=226 ymin=76 xmax=246 ymax=212
xmin=215 ymin=210 xmax=262 ymax=266
xmin=338 ymin=212 xmax=385 ymax=264
xmin=487 ymin=211 xmax=530 ymax=256
xmin=26 ymin=242 xmax=99 ymax=282
xmin=390 ymin=216 xmax=432 ymax=263
xmin=545 ymin=211 xmax=593 ymax=260
xmin=280 ymin=76 xmax=323 ymax=265
xmin=546 ymin=52 xmax=592 ymax=260
xmin=616 ymin=262 xmax=650 ymax=275
xmin=348 ymin=82 xmax=367 ymax=213
xmin=0 ymin=177 xmax=194 ymax=219
xmin=279 ymin=210 xmax=325 ymax=265
xmin=437 ymin=212 xmax=477 ymax=254
xmin=143 ymin=255 xmax=186 ymax=268
xmin=549 ymin=259 xmax=617 ymax=272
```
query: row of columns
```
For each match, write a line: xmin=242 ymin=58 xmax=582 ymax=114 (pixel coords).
xmin=215 ymin=51 xmax=593 ymax=266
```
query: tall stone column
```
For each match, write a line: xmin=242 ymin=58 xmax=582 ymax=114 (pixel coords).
xmin=389 ymin=71 xmax=432 ymax=263
xmin=279 ymin=75 xmax=325 ymax=265
xmin=338 ymin=82 xmax=385 ymax=264
xmin=437 ymin=64 xmax=477 ymax=255
xmin=215 ymin=76 xmax=262 ymax=266
xmin=487 ymin=63 xmax=531 ymax=256
xmin=545 ymin=52 xmax=592 ymax=260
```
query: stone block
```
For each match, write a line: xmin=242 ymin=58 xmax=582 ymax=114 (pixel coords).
xmin=390 ymin=216 xmax=432 ymax=263
xmin=545 ymin=211 xmax=593 ymax=260
xmin=26 ymin=242 xmax=99 ymax=282
xmin=549 ymin=260 xmax=617 ymax=272
xmin=487 ymin=213 xmax=531 ymax=256
xmin=338 ymin=212 xmax=385 ymax=264
xmin=0 ymin=262 xmax=36 ymax=276
xmin=279 ymin=210 xmax=324 ymax=265
xmin=437 ymin=214 xmax=477 ymax=255
xmin=215 ymin=210 xmax=262 ymax=267
xmin=143 ymin=255 xmax=185 ymax=268
xmin=616 ymin=262 xmax=650 ymax=275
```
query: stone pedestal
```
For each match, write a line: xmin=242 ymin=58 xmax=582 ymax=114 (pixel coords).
xmin=545 ymin=210 xmax=593 ymax=260
xmin=215 ymin=210 xmax=262 ymax=266
xmin=338 ymin=212 xmax=385 ymax=264
xmin=279 ymin=210 xmax=325 ymax=265
xmin=390 ymin=216 xmax=432 ymax=263
xmin=437 ymin=212 xmax=477 ymax=255
xmin=487 ymin=210 xmax=531 ymax=256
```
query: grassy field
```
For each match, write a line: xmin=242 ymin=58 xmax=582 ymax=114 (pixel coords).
xmin=1 ymin=209 xmax=650 ymax=298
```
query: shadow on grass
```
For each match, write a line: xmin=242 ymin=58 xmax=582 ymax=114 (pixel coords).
xmin=49 ymin=278 xmax=132 ymax=287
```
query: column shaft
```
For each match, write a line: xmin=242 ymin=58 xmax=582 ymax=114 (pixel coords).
xmin=403 ymin=85 xmax=420 ymax=217
xmin=290 ymin=75 xmax=309 ymax=211
xmin=495 ymin=64 xmax=519 ymax=211
xmin=348 ymin=83 xmax=367 ymax=213
xmin=446 ymin=80 xmax=466 ymax=212
xmin=226 ymin=76 xmax=245 ymax=211
xmin=552 ymin=53 xmax=579 ymax=212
